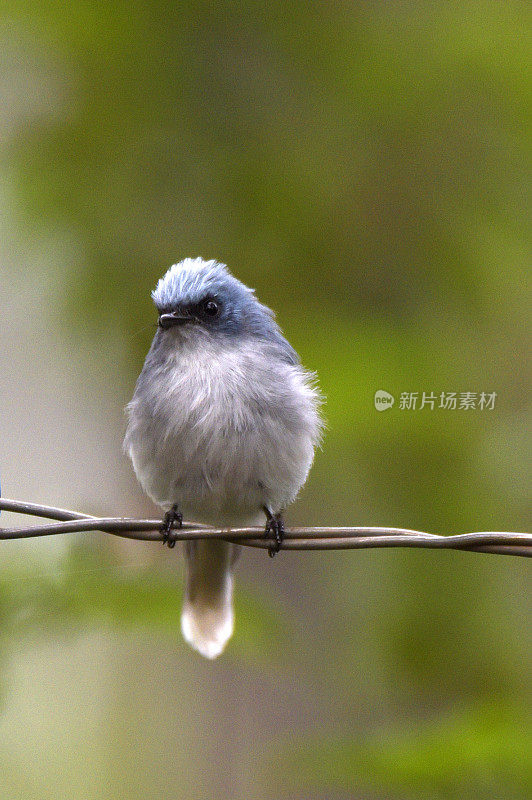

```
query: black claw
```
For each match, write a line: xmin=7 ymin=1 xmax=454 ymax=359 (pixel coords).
xmin=263 ymin=507 xmax=284 ymax=557
xmin=161 ymin=504 xmax=182 ymax=548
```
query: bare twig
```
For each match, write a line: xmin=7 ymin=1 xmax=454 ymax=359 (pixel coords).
xmin=0 ymin=498 xmax=530 ymax=558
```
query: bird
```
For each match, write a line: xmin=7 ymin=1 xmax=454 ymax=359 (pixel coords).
xmin=124 ymin=258 xmax=323 ymax=658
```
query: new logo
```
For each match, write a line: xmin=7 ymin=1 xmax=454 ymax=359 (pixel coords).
xmin=374 ymin=390 xmax=395 ymax=411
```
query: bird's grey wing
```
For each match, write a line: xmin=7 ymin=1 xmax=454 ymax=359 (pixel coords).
xmin=266 ymin=330 xmax=300 ymax=365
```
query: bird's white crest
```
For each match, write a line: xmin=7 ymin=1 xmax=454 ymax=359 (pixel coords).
xmin=152 ymin=257 xmax=253 ymax=309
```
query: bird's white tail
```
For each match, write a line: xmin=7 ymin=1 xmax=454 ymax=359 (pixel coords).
xmin=181 ymin=539 xmax=238 ymax=659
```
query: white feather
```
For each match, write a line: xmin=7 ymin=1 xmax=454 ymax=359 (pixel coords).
xmin=125 ymin=335 xmax=322 ymax=526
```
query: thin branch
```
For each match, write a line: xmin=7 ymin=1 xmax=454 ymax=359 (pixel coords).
xmin=0 ymin=498 xmax=530 ymax=558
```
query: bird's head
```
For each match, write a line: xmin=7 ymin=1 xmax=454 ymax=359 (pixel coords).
xmin=152 ymin=258 xmax=275 ymax=341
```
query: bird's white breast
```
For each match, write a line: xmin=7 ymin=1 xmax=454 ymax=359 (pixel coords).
xmin=124 ymin=335 xmax=321 ymax=526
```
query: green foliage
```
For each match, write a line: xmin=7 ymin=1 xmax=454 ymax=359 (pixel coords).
xmin=1 ymin=1 xmax=530 ymax=797
xmin=0 ymin=541 xmax=291 ymax=661
xmin=280 ymin=701 xmax=532 ymax=800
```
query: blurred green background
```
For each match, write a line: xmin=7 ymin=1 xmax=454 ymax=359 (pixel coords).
xmin=0 ymin=1 xmax=530 ymax=798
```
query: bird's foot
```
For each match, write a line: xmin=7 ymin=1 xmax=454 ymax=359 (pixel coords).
xmin=161 ymin=504 xmax=182 ymax=548
xmin=263 ymin=507 xmax=284 ymax=557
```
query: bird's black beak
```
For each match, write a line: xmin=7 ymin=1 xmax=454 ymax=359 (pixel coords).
xmin=158 ymin=311 xmax=192 ymax=329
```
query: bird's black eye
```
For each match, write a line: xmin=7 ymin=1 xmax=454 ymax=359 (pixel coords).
xmin=202 ymin=299 xmax=220 ymax=317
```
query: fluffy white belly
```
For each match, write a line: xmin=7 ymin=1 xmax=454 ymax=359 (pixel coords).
xmin=124 ymin=337 xmax=320 ymax=526
xmin=127 ymin=413 xmax=314 ymax=526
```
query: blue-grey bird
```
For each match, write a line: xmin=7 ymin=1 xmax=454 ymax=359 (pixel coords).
xmin=124 ymin=258 xmax=323 ymax=658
